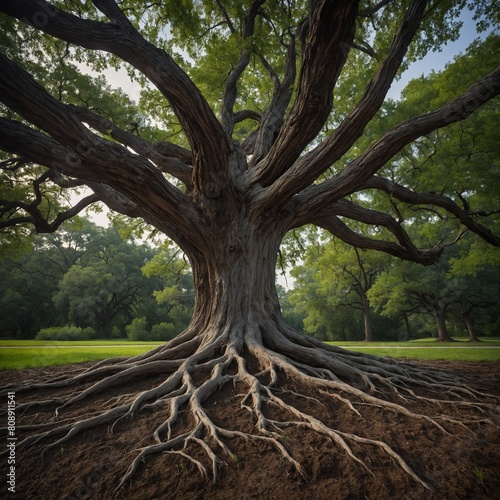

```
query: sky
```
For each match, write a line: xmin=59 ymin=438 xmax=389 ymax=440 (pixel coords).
xmin=387 ymin=10 xmax=486 ymax=99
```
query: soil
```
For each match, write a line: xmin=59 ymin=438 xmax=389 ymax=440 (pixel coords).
xmin=1 ymin=359 xmax=499 ymax=500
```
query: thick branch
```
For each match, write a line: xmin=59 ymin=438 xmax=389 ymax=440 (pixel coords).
xmin=0 ymin=118 xmax=145 ymax=222
xmin=234 ymin=109 xmax=262 ymax=125
xmin=327 ymin=200 xmax=425 ymax=252
xmin=71 ymin=106 xmax=193 ymax=187
xmin=0 ymin=0 xmax=230 ymax=197
xmin=0 ymin=118 xmax=89 ymax=178
xmin=250 ymin=0 xmax=359 ymax=184
xmin=85 ymin=182 xmax=141 ymax=218
xmin=312 ymin=215 xmax=441 ymax=265
xmin=0 ymin=59 xmax=205 ymax=244
xmin=295 ymin=66 xmax=500 ymax=218
xmin=259 ymin=0 xmax=428 ymax=204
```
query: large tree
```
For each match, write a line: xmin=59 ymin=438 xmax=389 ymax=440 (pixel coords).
xmin=1 ymin=0 xmax=499 ymax=494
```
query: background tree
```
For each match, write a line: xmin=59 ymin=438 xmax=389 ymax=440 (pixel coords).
xmin=0 ymin=219 xmax=192 ymax=338
xmin=447 ymin=235 xmax=500 ymax=340
xmin=141 ymin=240 xmax=195 ymax=334
xmin=0 ymin=0 xmax=499 ymax=493
xmin=0 ymin=218 xmax=91 ymax=337
xmin=53 ymin=224 xmax=156 ymax=337
xmin=291 ymin=235 xmax=389 ymax=341
xmin=369 ymin=256 xmax=456 ymax=341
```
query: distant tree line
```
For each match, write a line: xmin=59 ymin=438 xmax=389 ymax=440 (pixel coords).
xmin=286 ymin=231 xmax=500 ymax=341
xmin=0 ymin=219 xmax=193 ymax=340
xmin=1 ymin=217 xmax=498 ymax=342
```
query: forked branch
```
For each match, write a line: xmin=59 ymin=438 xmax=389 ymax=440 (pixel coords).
xmin=312 ymin=214 xmax=442 ymax=265
xmin=0 ymin=0 xmax=230 ymax=197
xmin=250 ymin=0 xmax=359 ymax=184
xmin=0 ymin=56 xmax=205 ymax=243
xmin=293 ymin=65 xmax=500 ymax=218
xmin=258 ymin=0 xmax=429 ymax=204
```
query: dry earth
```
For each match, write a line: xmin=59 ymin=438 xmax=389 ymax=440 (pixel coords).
xmin=1 ymin=359 xmax=499 ymax=500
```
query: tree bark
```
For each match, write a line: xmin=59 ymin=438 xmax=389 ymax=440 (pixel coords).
xmin=432 ymin=304 xmax=453 ymax=342
xmin=187 ymin=216 xmax=284 ymax=341
xmin=463 ymin=312 xmax=481 ymax=342
xmin=361 ymin=292 xmax=374 ymax=342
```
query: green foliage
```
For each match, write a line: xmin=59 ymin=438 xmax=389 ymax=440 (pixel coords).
xmin=288 ymin=234 xmax=390 ymax=341
xmin=125 ymin=317 xmax=179 ymax=341
xmin=125 ymin=317 xmax=150 ymax=341
xmin=36 ymin=325 xmax=96 ymax=341
xmin=151 ymin=322 xmax=177 ymax=341
xmin=0 ymin=218 xmax=194 ymax=339
xmin=284 ymin=33 xmax=500 ymax=342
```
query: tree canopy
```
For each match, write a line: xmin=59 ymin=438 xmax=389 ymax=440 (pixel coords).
xmin=0 ymin=219 xmax=193 ymax=338
xmin=0 ymin=0 xmax=499 ymax=260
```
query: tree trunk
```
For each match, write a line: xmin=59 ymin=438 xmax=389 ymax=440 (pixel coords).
xmin=463 ymin=312 xmax=481 ymax=342
xmin=433 ymin=305 xmax=453 ymax=342
xmin=181 ymin=216 xmax=286 ymax=349
xmin=361 ymin=293 xmax=374 ymax=342
xmin=403 ymin=312 xmax=413 ymax=340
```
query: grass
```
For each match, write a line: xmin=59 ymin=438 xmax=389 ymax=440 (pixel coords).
xmin=0 ymin=339 xmax=163 ymax=346
xmin=0 ymin=340 xmax=163 ymax=370
xmin=329 ymin=337 xmax=500 ymax=362
xmin=0 ymin=337 xmax=499 ymax=370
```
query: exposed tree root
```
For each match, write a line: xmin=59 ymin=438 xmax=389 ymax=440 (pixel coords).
xmin=1 ymin=323 xmax=498 ymax=495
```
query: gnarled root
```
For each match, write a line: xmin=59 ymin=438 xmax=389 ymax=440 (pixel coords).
xmin=1 ymin=322 xmax=498 ymax=496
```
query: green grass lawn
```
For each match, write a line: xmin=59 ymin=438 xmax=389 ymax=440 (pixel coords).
xmin=329 ymin=337 xmax=500 ymax=362
xmin=0 ymin=340 xmax=163 ymax=370
xmin=0 ymin=337 xmax=499 ymax=370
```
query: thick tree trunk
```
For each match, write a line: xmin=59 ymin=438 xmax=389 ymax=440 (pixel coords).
xmin=432 ymin=304 xmax=453 ymax=342
xmin=184 ymin=217 xmax=285 ymax=347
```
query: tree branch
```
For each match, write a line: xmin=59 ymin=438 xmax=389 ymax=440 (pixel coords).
xmin=361 ymin=176 xmax=500 ymax=246
xmin=0 ymin=0 xmax=230 ymax=198
xmin=215 ymin=0 xmax=236 ymax=34
xmin=295 ymin=65 xmax=500 ymax=218
xmin=0 ymin=57 xmax=204 ymax=244
xmin=249 ymin=0 xmax=359 ymax=185
xmin=312 ymin=214 xmax=442 ymax=265
xmin=71 ymin=106 xmax=193 ymax=187
xmin=0 ymin=171 xmax=100 ymax=234
xmin=258 ymin=0 xmax=428 ymax=204
xmin=249 ymin=30 xmax=298 ymax=163
xmin=84 ymin=182 xmax=141 ymax=218
xmin=220 ymin=0 xmax=267 ymax=136
xmin=0 ymin=118 xmax=89 ymax=179
xmin=295 ymin=197 xmax=444 ymax=262
xmin=234 ymin=109 xmax=262 ymax=125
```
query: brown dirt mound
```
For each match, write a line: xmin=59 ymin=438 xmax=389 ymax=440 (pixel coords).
xmin=1 ymin=359 xmax=499 ymax=499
